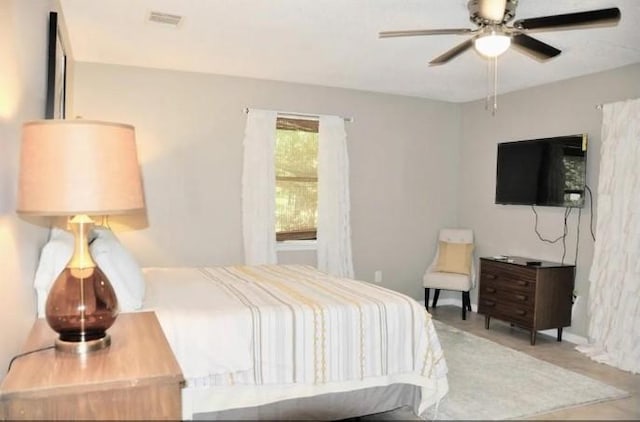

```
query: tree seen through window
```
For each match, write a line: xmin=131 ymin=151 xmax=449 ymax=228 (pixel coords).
xmin=275 ymin=117 xmax=318 ymax=241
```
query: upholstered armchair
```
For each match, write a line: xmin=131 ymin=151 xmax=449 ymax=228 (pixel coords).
xmin=423 ymin=228 xmax=476 ymax=320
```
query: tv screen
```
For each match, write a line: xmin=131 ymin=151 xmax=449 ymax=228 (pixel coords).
xmin=495 ymin=134 xmax=587 ymax=207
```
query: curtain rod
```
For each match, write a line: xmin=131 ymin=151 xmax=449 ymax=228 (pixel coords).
xmin=243 ymin=107 xmax=353 ymax=123
xmin=596 ymin=98 xmax=639 ymax=110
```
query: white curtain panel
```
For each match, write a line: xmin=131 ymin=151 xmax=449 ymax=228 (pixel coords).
xmin=577 ymin=98 xmax=640 ymax=373
xmin=317 ymin=115 xmax=354 ymax=278
xmin=241 ymin=110 xmax=278 ymax=265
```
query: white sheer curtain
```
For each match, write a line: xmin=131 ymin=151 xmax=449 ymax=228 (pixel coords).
xmin=317 ymin=115 xmax=354 ymax=278
xmin=577 ymin=98 xmax=640 ymax=373
xmin=241 ymin=110 xmax=277 ymax=265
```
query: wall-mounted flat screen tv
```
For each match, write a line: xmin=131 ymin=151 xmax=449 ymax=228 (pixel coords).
xmin=495 ymin=134 xmax=587 ymax=207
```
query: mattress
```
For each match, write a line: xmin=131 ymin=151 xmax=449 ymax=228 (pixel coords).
xmin=142 ymin=264 xmax=448 ymax=419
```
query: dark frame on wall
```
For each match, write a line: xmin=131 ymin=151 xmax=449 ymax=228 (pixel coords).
xmin=45 ymin=11 xmax=66 ymax=119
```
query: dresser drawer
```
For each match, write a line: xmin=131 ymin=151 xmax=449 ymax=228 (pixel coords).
xmin=481 ymin=262 xmax=536 ymax=293
xmin=480 ymin=282 xmax=535 ymax=308
xmin=478 ymin=298 xmax=534 ymax=326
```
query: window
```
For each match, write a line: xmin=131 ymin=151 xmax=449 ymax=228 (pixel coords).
xmin=275 ymin=117 xmax=318 ymax=241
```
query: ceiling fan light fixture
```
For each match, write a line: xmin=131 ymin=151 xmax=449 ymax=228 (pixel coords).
xmin=474 ymin=31 xmax=511 ymax=57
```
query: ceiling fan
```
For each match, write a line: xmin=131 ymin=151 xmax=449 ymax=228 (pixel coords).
xmin=379 ymin=0 xmax=621 ymax=65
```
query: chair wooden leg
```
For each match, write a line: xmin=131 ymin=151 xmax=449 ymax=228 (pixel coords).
xmin=462 ymin=292 xmax=466 ymax=320
xmin=424 ymin=288 xmax=430 ymax=311
xmin=461 ymin=291 xmax=471 ymax=320
xmin=432 ymin=289 xmax=441 ymax=308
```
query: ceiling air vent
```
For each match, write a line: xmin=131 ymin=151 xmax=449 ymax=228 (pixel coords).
xmin=148 ymin=11 xmax=183 ymax=27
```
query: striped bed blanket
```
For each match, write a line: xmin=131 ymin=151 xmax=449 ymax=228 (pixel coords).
xmin=143 ymin=264 xmax=448 ymax=415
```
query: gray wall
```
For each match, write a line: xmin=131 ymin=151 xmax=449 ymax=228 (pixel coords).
xmin=0 ymin=0 xmax=56 ymax=381
xmin=457 ymin=63 xmax=640 ymax=337
xmin=71 ymin=62 xmax=462 ymax=300
xmin=73 ymin=61 xmax=640 ymax=340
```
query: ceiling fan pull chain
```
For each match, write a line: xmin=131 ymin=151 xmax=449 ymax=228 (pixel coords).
xmin=492 ymin=56 xmax=499 ymax=116
xmin=485 ymin=59 xmax=491 ymax=111
xmin=485 ymin=57 xmax=498 ymax=115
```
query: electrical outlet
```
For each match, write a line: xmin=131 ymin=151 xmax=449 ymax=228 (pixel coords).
xmin=374 ymin=270 xmax=382 ymax=283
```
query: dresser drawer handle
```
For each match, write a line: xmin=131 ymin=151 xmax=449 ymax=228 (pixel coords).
xmin=485 ymin=274 xmax=497 ymax=280
xmin=516 ymin=280 xmax=528 ymax=287
xmin=486 ymin=287 xmax=496 ymax=293
xmin=515 ymin=294 xmax=527 ymax=301
xmin=515 ymin=309 xmax=527 ymax=316
xmin=483 ymin=300 xmax=496 ymax=307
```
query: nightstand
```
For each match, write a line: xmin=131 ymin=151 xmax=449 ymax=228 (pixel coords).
xmin=0 ymin=311 xmax=184 ymax=420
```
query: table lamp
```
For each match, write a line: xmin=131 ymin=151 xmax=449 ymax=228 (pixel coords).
xmin=17 ymin=120 xmax=145 ymax=354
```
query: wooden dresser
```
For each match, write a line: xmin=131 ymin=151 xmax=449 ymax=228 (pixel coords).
xmin=0 ymin=311 xmax=184 ymax=420
xmin=478 ymin=257 xmax=575 ymax=345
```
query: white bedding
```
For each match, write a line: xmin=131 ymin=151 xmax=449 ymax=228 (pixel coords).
xmin=142 ymin=264 xmax=448 ymax=418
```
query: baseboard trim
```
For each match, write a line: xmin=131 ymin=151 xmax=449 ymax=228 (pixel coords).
xmin=539 ymin=329 xmax=587 ymax=345
xmin=420 ymin=298 xmax=588 ymax=345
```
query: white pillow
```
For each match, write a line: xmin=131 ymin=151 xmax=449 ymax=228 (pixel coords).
xmin=90 ymin=227 xmax=145 ymax=312
xmin=34 ymin=227 xmax=75 ymax=318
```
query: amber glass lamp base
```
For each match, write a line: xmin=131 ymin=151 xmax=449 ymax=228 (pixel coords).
xmin=46 ymin=265 xmax=118 ymax=354
xmin=46 ymin=217 xmax=119 ymax=354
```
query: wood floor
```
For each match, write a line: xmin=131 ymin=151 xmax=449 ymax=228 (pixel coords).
xmin=430 ymin=305 xmax=640 ymax=420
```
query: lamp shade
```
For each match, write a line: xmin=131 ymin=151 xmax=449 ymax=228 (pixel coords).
xmin=17 ymin=120 xmax=145 ymax=216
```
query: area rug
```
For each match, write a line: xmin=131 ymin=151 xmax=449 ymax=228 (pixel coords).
xmin=422 ymin=320 xmax=629 ymax=420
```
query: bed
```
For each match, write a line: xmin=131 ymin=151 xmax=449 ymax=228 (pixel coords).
xmin=143 ymin=265 xmax=448 ymax=420
xmin=34 ymin=228 xmax=448 ymax=420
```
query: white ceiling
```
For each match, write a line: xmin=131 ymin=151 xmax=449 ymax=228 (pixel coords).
xmin=59 ymin=0 xmax=640 ymax=103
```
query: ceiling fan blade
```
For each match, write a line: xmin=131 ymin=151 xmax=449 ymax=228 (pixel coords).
xmin=513 ymin=7 xmax=621 ymax=32
xmin=429 ymin=38 xmax=476 ymax=66
xmin=379 ymin=28 xmax=474 ymax=38
xmin=511 ymin=33 xmax=561 ymax=61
